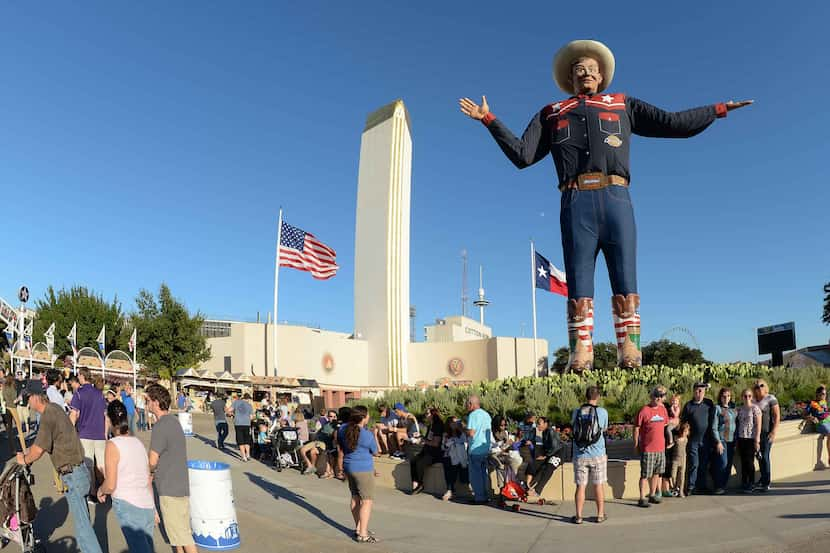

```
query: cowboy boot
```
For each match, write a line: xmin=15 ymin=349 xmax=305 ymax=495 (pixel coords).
xmin=612 ymin=293 xmax=642 ymax=369
xmin=567 ymin=298 xmax=594 ymax=372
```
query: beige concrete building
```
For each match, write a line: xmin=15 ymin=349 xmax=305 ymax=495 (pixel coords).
xmin=198 ymin=319 xmax=546 ymax=407
xmin=424 ymin=315 xmax=492 ymax=343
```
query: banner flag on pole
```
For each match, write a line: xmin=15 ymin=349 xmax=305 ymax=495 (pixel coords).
xmin=96 ymin=325 xmax=106 ymax=354
xmin=44 ymin=322 xmax=55 ymax=353
xmin=534 ymin=251 xmax=568 ymax=297
xmin=128 ymin=328 xmax=137 ymax=353
xmin=3 ymin=323 xmax=13 ymax=348
xmin=23 ymin=320 xmax=33 ymax=347
xmin=67 ymin=323 xmax=77 ymax=355
xmin=278 ymin=221 xmax=339 ymax=280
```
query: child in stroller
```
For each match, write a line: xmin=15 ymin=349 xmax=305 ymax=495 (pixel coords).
xmin=271 ymin=423 xmax=302 ymax=471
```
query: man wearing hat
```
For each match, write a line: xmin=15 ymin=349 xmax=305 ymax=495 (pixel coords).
xmin=681 ymin=382 xmax=717 ymax=494
xmin=16 ymin=380 xmax=103 ymax=553
xmin=460 ymin=40 xmax=752 ymax=372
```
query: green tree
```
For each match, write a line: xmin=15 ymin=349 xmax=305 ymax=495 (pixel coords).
xmin=552 ymin=342 xmax=617 ymax=372
xmin=34 ymin=286 xmax=126 ymax=358
xmin=642 ymin=339 xmax=708 ymax=367
xmin=592 ymin=342 xmax=618 ymax=370
xmin=132 ymin=284 xmax=210 ymax=380
xmin=823 ymin=282 xmax=830 ymax=325
xmin=552 ymin=346 xmax=569 ymax=373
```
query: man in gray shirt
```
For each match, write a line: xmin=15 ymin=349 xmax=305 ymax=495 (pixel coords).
xmin=211 ymin=395 xmax=229 ymax=450
xmin=146 ymin=384 xmax=196 ymax=553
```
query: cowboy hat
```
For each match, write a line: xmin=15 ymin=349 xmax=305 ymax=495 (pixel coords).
xmin=552 ymin=39 xmax=615 ymax=95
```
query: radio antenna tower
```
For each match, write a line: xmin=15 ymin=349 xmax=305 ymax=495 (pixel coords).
xmin=473 ymin=265 xmax=490 ymax=325
xmin=461 ymin=249 xmax=469 ymax=318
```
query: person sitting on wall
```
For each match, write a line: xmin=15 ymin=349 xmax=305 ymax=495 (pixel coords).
xmin=372 ymin=403 xmax=399 ymax=455
xmin=524 ymin=417 xmax=564 ymax=501
xmin=391 ymin=403 xmax=418 ymax=460
xmin=300 ymin=409 xmax=338 ymax=477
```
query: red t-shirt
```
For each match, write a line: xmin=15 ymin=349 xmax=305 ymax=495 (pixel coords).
xmin=636 ymin=404 xmax=668 ymax=453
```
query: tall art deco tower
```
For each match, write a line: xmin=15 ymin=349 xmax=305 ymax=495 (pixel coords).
xmin=353 ymin=99 xmax=412 ymax=387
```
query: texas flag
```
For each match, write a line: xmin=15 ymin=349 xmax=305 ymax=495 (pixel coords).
xmin=534 ymin=251 xmax=568 ymax=297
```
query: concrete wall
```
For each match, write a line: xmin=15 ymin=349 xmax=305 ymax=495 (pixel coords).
xmin=373 ymin=420 xmax=826 ymax=501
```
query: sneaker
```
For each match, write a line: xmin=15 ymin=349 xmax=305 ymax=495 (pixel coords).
xmin=302 ymin=467 xmax=315 ymax=475
xmin=441 ymin=490 xmax=452 ymax=502
xmin=753 ymin=485 xmax=769 ymax=493
xmin=648 ymin=495 xmax=661 ymax=504
xmin=661 ymin=491 xmax=673 ymax=498
xmin=637 ymin=498 xmax=651 ymax=508
xmin=713 ymin=488 xmax=726 ymax=495
xmin=411 ymin=483 xmax=423 ymax=495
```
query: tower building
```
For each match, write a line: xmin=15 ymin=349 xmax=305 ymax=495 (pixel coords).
xmin=353 ymin=100 xmax=412 ymax=386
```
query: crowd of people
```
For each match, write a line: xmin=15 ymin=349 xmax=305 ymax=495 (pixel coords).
xmin=3 ymin=367 xmax=824 ymax=549
xmin=224 ymin=376 xmax=823 ymax=540
xmin=1 ymin=367 xmax=197 ymax=553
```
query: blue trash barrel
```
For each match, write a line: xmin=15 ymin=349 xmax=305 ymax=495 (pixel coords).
xmin=187 ymin=461 xmax=240 ymax=550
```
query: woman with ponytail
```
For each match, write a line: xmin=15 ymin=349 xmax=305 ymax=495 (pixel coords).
xmin=98 ymin=399 xmax=156 ymax=552
xmin=336 ymin=405 xmax=379 ymax=543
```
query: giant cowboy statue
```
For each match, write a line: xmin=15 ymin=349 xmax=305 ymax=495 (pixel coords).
xmin=459 ymin=40 xmax=752 ymax=372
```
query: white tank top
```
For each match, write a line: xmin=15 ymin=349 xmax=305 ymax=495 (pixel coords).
xmin=111 ymin=435 xmax=155 ymax=509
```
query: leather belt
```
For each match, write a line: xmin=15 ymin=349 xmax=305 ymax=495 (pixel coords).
xmin=559 ymin=172 xmax=629 ymax=192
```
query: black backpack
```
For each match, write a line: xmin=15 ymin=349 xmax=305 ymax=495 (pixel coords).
xmin=573 ymin=404 xmax=602 ymax=449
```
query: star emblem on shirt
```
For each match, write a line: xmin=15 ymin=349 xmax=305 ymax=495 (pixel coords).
xmin=537 ymin=265 xmax=548 ymax=279
xmin=552 ymin=102 xmax=561 ymax=112
xmin=602 ymin=94 xmax=614 ymax=104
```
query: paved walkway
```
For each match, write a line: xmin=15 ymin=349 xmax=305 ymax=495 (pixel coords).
xmin=11 ymin=413 xmax=830 ymax=553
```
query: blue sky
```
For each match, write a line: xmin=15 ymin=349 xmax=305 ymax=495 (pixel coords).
xmin=2 ymin=2 xmax=828 ymax=362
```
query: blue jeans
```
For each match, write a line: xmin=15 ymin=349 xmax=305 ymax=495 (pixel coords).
xmin=216 ymin=422 xmax=229 ymax=449
xmin=128 ymin=413 xmax=136 ymax=435
xmin=137 ymin=409 xmax=146 ymax=431
xmin=468 ymin=454 xmax=489 ymax=501
xmin=61 ymin=466 xmax=103 ymax=553
xmin=560 ymin=185 xmax=637 ymax=299
xmin=758 ymin=432 xmax=772 ymax=486
xmin=713 ymin=440 xmax=736 ymax=489
xmin=686 ymin=439 xmax=712 ymax=492
xmin=113 ymin=498 xmax=154 ymax=553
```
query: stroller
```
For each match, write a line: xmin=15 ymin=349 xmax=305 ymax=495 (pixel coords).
xmin=496 ymin=464 xmax=547 ymax=512
xmin=0 ymin=464 xmax=41 ymax=552
xmin=271 ymin=427 xmax=301 ymax=472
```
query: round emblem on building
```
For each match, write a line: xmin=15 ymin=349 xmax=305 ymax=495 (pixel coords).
xmin=322 ymin=353 xmax=335 ymax=372
xmin=447 ymin=357 xmax=464 ymax=377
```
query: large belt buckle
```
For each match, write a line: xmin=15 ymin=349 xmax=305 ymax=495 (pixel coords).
xmin=578 ymin=172 xmax=605 ymax=190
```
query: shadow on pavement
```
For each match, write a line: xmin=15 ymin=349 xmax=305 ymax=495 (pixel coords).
xmin=43 ymin=536 xmax=80 ymax=552
xmin=779 ymin=513 xmax=830 ymax=519
xmin=191 ymin=434 xmax=242 ymax=460
xmin=33 ymin=496 xmax=69 ymax=542
xmin=244 ymin=472 xmax=353 ymax=537
xmin=93 ymin=500 xmax=112 ymax=553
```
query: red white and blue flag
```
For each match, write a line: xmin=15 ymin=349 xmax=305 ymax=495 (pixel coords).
xmin=534 ymin=251 xmax=568 ymax=297
xmin=278 ymin=221 xmax=339 ymax=280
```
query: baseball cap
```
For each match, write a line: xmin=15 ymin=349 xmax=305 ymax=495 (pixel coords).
xmin=21 ymin=379 xmax=44 ymax=402
xmin=393 ymin=402 xmax=407 ymax=412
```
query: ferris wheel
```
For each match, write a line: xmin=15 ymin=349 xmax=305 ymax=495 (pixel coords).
xmin=659 ymin=326 xmax=701 ymax=349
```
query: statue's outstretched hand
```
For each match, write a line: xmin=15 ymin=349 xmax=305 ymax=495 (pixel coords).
xmin=459 ymin=96 xmax=490 ymax=120
xmin=725 ymin=99 xmax=753 ymax=111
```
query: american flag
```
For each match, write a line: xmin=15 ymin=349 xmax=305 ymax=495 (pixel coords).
xmin=278 ymin=221 xmax=339 ymax=280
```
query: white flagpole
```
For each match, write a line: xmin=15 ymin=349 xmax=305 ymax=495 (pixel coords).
xmin=132 ymin=329 xmax=137 ymax=391
xmin=273 ymin=209 xmax=283 ymax=377
xmin=101 ymin=325 xmax=106 ymax=382
xmin=530 ymin=240 xmax=539 ymax=378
